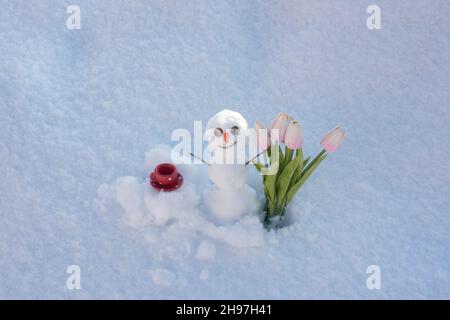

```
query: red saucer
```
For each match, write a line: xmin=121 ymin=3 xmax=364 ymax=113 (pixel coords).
xmin=150 ymin=173 xmax=183 ymax=192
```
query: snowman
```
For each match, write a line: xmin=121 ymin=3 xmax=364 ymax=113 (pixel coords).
xmin=202 ymin=109 xmax=259 ymax=223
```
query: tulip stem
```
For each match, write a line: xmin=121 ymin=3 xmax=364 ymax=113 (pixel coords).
xmin=302 ymin=149 xmax=326 ymax=174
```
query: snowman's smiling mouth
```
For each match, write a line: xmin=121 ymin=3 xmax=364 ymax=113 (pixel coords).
xmin=218 ymin=141 xmax=237 ymax=149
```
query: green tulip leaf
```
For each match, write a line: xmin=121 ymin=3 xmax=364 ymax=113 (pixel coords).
xmin=301 ymin=150 xmax=326 ymax=177
xmin=297 ymin=155 xmax=310 ymax=183
xmin=278 ymin=145 xmax=285 ymax=173
xmin=290 ymin=149 xmax=303 ymax=188
xmin=284 ymin=147 xmax=294 ymax=168
xmin=264 ymin=173 xmax=277 ymax=203
xmin=302 ymin=156 xmax=311 ymax=168
xmin=275 ymin=154 xmax=301 ymax=205
xmin=253 ymin=162 xmax=263 ymax=172
xmin=286 ymin=153 xmax=327 ymax=204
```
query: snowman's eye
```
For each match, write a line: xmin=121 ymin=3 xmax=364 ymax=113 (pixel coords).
xmin=214 ymin=128 xmax=223 ymax=137
xmin=231 ymin=126 xmax=240 ymax=135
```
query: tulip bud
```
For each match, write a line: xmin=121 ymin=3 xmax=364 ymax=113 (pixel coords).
xmin=284 ymin=121 xmax=304 ymax=149
xmin=320 ymin=127 xmax=346 ymax=152
xmin=255 ymin=121 xmax=270 ymax=152
xmin=270 ymin=113 xmax=292 ymax=143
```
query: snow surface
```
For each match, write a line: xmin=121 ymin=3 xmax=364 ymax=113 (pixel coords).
xmin=1 ymin=0 xmax=450 ymax=299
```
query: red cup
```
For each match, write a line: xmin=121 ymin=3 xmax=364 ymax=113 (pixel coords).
xmin=150 ymin=163 xmax=178 ymax=186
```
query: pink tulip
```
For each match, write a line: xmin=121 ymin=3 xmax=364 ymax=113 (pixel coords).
xmin=255 ymin=121 xmax=270 ymax=151
xmin=320 ymin=127 xmax=346 ymax=152
xmin=270 ymin=113 xmax=292 ymax=143
xmin=284 ymin=121 xmax=304 ymax=149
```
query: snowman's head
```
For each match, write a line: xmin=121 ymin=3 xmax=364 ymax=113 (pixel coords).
xmin=206 ymin=109 xmax=248 ymax=151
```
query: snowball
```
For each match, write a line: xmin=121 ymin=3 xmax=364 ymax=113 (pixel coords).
xmin=206 ymin=109 xmax=249 ymax=133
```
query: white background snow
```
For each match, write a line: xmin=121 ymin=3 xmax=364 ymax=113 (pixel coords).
xmin=1 ymin=0 xmax=449 ymax=299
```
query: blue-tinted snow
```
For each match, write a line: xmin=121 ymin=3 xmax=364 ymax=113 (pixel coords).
xmin=0 ymin=0 xmax=449 ymax=298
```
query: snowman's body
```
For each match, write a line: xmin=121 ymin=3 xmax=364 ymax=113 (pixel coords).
xmin=203 ymin=110 xmax=259 ymax=223
xmin=208 ymin=164 xmax=247 ymax=190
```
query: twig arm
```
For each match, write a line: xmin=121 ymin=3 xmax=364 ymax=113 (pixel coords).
xmin=189 ymin=152 xmax=210 ymax=165
xmin=245 ymin=150 xmax=266 ymax=166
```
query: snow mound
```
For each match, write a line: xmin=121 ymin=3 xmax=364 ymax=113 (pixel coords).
xmin=195 ymin=240 xmax=216 ymax=262
xmin=94 ymin=145 xmax=267 ymax=266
